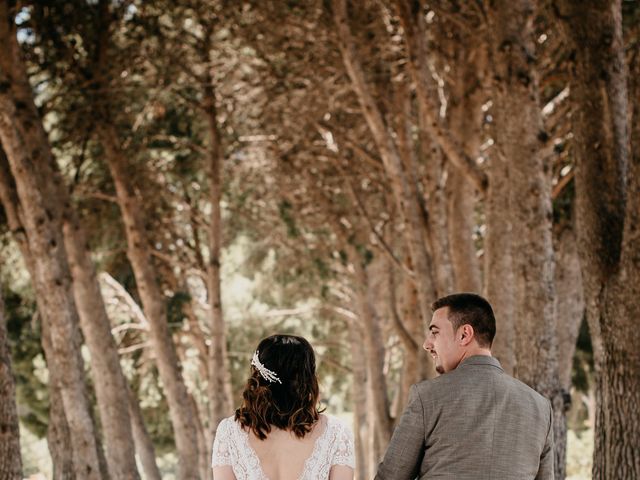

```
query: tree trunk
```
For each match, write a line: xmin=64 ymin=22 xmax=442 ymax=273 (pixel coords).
xmin=333 ymin=0 xmax=437 ymax=327
xmin=46 ymin=367 xmax=76 ymax=480
xmin=481 ymin=37 xmax=516 ymax=374
xmin=348 ymin=318 xmax=369 ymax=480
xmin=98 ymin=124 xmax=200 ymax=480
xmin=393 ymin=84 xmax=453 ymax=297
xmin=389 ymin=258 xmax=420 ymax=413
xmin=0 ymin=293 xmax=22 ymax=480
xmin=347 ymin=244 xmax=393 ymax=444
xmin=61 ymin=183 xmax=141 ymax=480
xmin=554 ymin=227 xmax=584 ymax=391
xmin=482 ymin=145 xmax=515 ymax=374
xmin=447 ymin=44 xmax=484 ymax=293
xmin=556 ymin=1 xmax=640 ymax=477
xmin=127 ymin=385 xmax=162 ymax=480
xmin=486 ymin=2 xmax=564 ymax=477
xmin=203 ymin=78 xmax=233 ymax=431
xmin=0 ymin=150 xmax=75 ymax=480
xmin=419 ymin=139 xmax=455 ymax=296
xmin=0 ymin=7 xmax=103 ymax=478
xmin=446 ymin=169 xmax=481 ymax=292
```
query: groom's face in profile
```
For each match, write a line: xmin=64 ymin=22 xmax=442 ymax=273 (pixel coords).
xmin=424 ymin=307 xmax=462 ymax=374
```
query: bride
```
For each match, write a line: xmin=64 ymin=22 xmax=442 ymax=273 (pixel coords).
xmin=211 ymin=334 xmax=355 ymax=480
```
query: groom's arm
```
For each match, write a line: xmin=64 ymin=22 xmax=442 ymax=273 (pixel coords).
xmin=375 ymin=384 xmax=425 ymax=480
xmin=535 ymin=400 xmax=555 ymax=480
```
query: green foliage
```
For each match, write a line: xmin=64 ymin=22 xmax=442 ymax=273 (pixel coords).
xmin=278 ymin=199 xmax=300 ymax=238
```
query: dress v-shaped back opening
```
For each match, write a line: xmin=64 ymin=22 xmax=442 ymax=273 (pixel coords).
xmin=240 ymin=415 xmax=331 ymax=480
xmin=211 ymin=413 xmax=355 ymax=479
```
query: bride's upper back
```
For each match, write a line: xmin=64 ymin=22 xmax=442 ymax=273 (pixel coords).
xmin=247 ymin=414 xmax=328 ymax=480
xmin=212 ymin=414 xmax=354 ymax=480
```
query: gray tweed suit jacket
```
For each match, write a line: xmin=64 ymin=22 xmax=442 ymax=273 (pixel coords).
xmin=375 ymin=355 xmax=554 ymax=480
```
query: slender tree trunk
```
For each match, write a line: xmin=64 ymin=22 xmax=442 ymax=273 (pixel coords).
xmin=0 ymin=293 xmax=22 ymax=480
xmin=447 ymin=44 xmax=484 ymax=293
xmin=97 ymin=124 xmax=200 ymax=480
xmin=191 ymin=394 xmax=213 ymax=480
xmin=127 ymin=384 xmax=162 ymax=480
xmin=554 ymin=227 xmax=584 ymax=391
xmin=61 ymin=186 xmax=140 ymax=480
xmin=0 ymin=7 xmax=103 ymax=478
xmin=347 ymin=244 xmax=393 ymax=444
xmin=482 ymin=141 xmax=515 ymax=374
xmin=487 ymin=2 xmax=564 ymax=477
xmin=203 ymin=78 xmax=232 ymax=431
xmin=46 ymin=363 xmax=76 ymax=480
xmin=446 ymin=170 xmax=480 ymax=292
xmin=556 ymin=1 xmax=640 ymax=477
xmin=333 ymin=0 xmax=437 ymax=327
xmin=348 ymin=318 xmax=369 ymax=480
xmin=419 ymin=138 xmax=455 ymax=296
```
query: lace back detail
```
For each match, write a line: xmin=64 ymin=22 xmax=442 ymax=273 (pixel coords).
xmin=211 ymin=415 xmax=355 ymax=480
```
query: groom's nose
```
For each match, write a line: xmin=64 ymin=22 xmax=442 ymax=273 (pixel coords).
xmin=423 ymin=337 xmax=432 ymax=351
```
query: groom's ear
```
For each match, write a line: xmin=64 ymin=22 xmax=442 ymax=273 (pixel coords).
xmin=459 ymin=324 xmax=475 ymax=346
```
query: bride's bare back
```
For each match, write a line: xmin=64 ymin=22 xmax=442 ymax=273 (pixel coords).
xmin=249 ymin=415 xmax=327 ymax=479
xmin=211 ymin=414 xmax=354 ymax=480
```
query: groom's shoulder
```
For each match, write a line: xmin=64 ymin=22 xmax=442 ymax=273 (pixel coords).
xmin=412 ymin=371 xmax=458 ymax=398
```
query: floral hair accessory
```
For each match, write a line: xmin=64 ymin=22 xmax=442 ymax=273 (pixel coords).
xmin=251 ymin=350 xmax=282 ymax=384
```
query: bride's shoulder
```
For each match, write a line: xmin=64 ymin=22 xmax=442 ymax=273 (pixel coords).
xmin=322 ymin=415 xmax=354 ymax=435
xmin=216 ymin=415 xmax=241 ymax=435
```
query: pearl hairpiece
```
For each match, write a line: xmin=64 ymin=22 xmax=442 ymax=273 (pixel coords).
xmin=251 ymin=350 xmax=282 ymax=384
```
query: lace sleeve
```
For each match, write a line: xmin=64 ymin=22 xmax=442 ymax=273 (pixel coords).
xmin=211 ymin=417 xmax=235 ymax=467
xmin=332 ymin=419 xmax=356 ymax=469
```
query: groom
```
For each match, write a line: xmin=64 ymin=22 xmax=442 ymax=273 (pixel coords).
xmin=375 ymin=293 xmax=554 ymax=480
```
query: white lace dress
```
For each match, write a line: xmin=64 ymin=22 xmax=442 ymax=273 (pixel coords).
xmin=211 ymin=415 xmax=356 ymax=479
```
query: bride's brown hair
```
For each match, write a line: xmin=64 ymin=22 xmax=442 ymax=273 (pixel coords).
xmin=235 ymin=334 xmax=322 ymax=440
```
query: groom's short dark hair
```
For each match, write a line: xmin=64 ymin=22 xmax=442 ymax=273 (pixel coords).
xmin=431 ymin=293 xmax=496 ymax=348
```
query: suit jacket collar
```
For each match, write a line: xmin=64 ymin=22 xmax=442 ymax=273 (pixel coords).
xmin=458 ymin=355 xmax=503 ymax=371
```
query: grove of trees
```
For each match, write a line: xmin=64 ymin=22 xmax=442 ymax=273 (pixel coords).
xmin=0 ymin=0 xmax=638 ymax=479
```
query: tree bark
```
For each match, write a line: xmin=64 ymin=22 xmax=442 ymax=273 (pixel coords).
xmin=127 ymin=384 xmax=162 ymax=480
xmin=0 ymin=292 xmax=22 ymax=480
xmin=348 ymin=318 xmax=369 ymax=480
xmin=0 ymin=149 xmax=75 ymax=480
xmin=447 ymin=43 xmax=484 ymax=293
xmin=0 ymin=6 xmax=103 ymax=477
xmin=482 ymin=146 xmax=515 ymax=374
xmin=333 ymin=0 xmax=437 ymax=327
xmin=419 ymin=139 xmax=455 ymax=296
xmin=556 ymin=1 xmax=640 ymax=477
xmin=46 ymin=357 xmax=76 ymax=480
xmin=347 ymin=243 xmax=393 ymax=444
xmin=98 ymin=124 xmax=200 ymax=480
xmin=554 ymin=227 xmax=584 ymax=391
xmin=486 ymin=2 xmax=564 ymax=477
xmin=203 ymin=77 xmax=233 ymax=431
xmin=61 ymin=177 xmax=141 ymax=480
